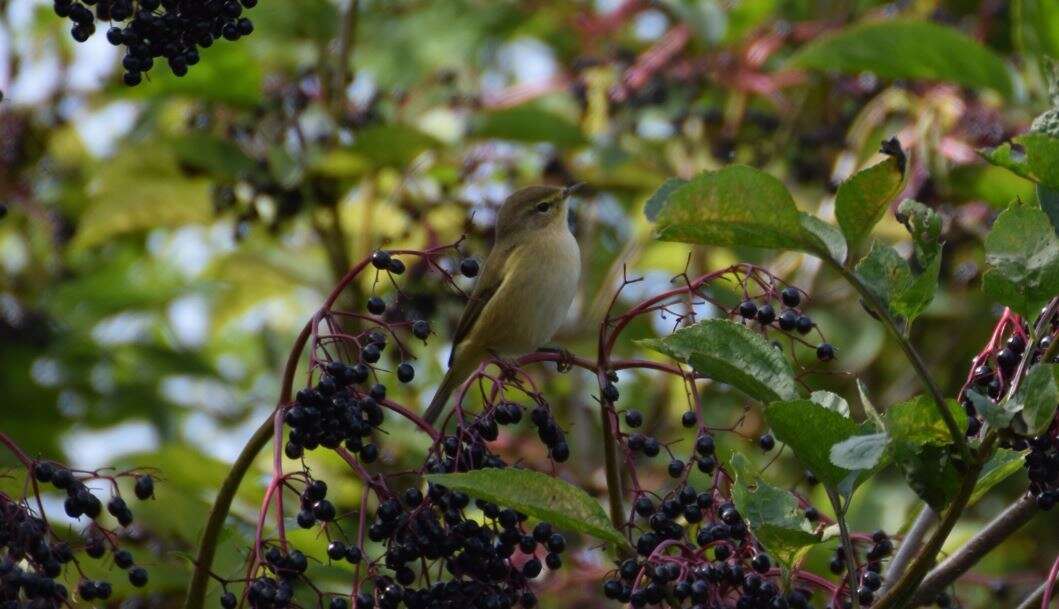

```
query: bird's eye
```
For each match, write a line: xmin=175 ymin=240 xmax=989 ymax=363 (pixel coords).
xmin=535 ymin=202 xmax=552 ymax=213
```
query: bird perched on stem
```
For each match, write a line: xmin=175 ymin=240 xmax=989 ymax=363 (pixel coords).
xmin=424 ymin=184 xmax=582 ymax=425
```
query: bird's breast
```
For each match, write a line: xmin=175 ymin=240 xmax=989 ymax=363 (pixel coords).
xmin=470 ymin=229 xmax=580 ymax=355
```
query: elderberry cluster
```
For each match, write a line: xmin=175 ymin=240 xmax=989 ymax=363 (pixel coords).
xmin=960 ymin=307 xmax=1059 ymax=507
xmin=265 ymin=406 xmax=572 ymax=609
xmin=1 ymin=462 xmax=154 ymax=608
xmin=736 ymin=287 xmax=835 ymax=362
xmin=824 ymin=531 xmax=893 ymax=607
xmin=51 ymin=0 xmax=256 ymax=85
xmin=254 ymin=249 xmax=577 ymax=609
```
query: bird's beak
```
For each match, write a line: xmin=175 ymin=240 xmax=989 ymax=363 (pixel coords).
xmin=561 ymin=183 xmax=584 ymax=199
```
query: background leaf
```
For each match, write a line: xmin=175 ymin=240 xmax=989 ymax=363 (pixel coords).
xmin=73 ymin=147 xmax=213 ymax=250
xmin=791 ymin=19 xmax=1014 ymax=98
xmin=473 ymin=104 xmax=586 ymax=148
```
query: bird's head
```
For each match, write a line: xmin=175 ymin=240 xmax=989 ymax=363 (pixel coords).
xmin=495 ymin=184 xmax=581 ymax=242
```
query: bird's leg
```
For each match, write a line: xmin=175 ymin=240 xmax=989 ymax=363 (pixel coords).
xmin=486 ymin=350 xmax=521 ymax=380
xmin=537 ymin=346 xmax=575 ymax=373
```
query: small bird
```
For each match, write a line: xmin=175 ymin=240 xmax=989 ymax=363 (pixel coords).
xmin=424 ymin=184 xmax=582 ymax=425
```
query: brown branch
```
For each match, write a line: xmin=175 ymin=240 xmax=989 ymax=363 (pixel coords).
xmin=911 ymin=494 xmax=1038 ymax=606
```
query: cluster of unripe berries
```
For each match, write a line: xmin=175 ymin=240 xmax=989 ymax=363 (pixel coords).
xmin=0 ymin=463 xmax=154 ymax=608
xmin=51 ymin=0 xmax=256 ymax=85
xmin=736 ymin=287 xmax=835 ymax=362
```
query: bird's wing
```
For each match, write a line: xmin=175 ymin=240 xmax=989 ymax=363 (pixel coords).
xmin=447 ymin=245 xmax=509 ymax=367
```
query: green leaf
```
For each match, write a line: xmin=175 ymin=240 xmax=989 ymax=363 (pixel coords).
xmin=208 ymin=252 xmax=323 ymax=331
xmin=346 ymin=125 xmax=443 ymax=168
xmin=982 ymin=202 xmax=1059 ymax=318
xmin=980 ymin=142 xmax=1034 ymax=181
xmin=126 ymin=43 xmax=263 ymax=107
xmin=638 ymin=319 xmax=798 ymax=403
xmin=857 ymin=379 xmax=886 ymax=430
xmin=1008 ymin=364 xmax=1059 ymax=435
xmin=830 ymin=433 xmax=889 ymax=470
xmin=764 ymin=400 xmax=860 ymax=487
xmin=855 ymin=242 xmax=939 ymax=324
xmin=967 ymin=390 xmax=1017 ymax=429
xmin=835 ymin=156 xmax=905 ymax=250
xmin=425 ymin=469 xmax=628 ymax=549
xmin=969 ymin=448 xmax=1027 ymax=505
xmin=1040 ymin=184 xmax=1059 ymax=237
xmin=651 ymin=165 xmax=845 ymax=261
xmin=799 ymin=212 xmax=849 ymax=264
xmin=1017 ymin=0 xmax=1059 ymax=61
xmin=730 ymin=453 xmax=822 ymax=568
xmin=169 ymin=134 xmax=259 ymax=181
xmin=1017 ymin=132 xmax=1059 ymax=189
xmin=884 ymin=395 xmax=967 ymax=448
xmin=644 ymin=178 xmax=687 ymax=221
xmin=810 ymin=390 xmax=850 ymax=417
xmin=473 ymin=105 xmax=586 ymax=148
xmin=790 ymin=19 xmax=1013 ymax=98
xmin=73 ymin=147 xmax=212 ymax=250
xmin=900 ymin=445 xmax=961 ymax=512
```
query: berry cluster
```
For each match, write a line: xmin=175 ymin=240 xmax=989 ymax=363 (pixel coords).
xmin=1 ymin=459 xmax=154 ymax=608
xmin=960 ymin=306 xmax=1059 ymax=507
xmin=235 ymin=249 xmax=575 ymax=609
xmin=824 ymin=532 xmax=893 ymax=607
xmin=51 ymin=0 xmax=256 ymax=85
xmin=736 ymin=286 xmax=835 ymax=362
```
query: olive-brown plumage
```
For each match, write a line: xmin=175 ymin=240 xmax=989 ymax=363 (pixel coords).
xmin=424 ymin=185 xmax=581 ymax=424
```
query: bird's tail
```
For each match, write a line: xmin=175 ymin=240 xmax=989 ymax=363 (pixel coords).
xmin=424 ymin=355 xmax=478 ymax=425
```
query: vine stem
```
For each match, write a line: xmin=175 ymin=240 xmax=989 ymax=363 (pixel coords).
xmin=824 ymin=258 xmax=970 ymax=462
xmin=186 ymin=256 xmax=378 ymax=609
xmin=0 ymin=431 xmax=33 ymax=467
xmin=183 ymin=320 xmax=312 ymax=609
xmin=826 ymin=487 xmax=861 ymax=609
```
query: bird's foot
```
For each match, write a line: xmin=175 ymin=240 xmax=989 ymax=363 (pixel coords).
xmin=487 ymin=351 xmax=521 ymax=379
xmin=537 ymin=346 xmax=575 ymax=373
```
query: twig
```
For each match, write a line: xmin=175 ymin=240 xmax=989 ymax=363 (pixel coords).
xmin=911 ymin=494 xmax=1038 ymax=605
xmin=870 ymin=433 xmax=995 ymax=609
xmin=883 ymin=506 xmax=936 ymax=590
xmin=1016 ymin=581 xmax=1049 ymax=609
xmin=331 ymin=0 xmax=360 ymax=111
xmin=826 ymin=487 xmax=861 ymax=609
xmin=183 ymin=322 xmax=311 ymax=609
